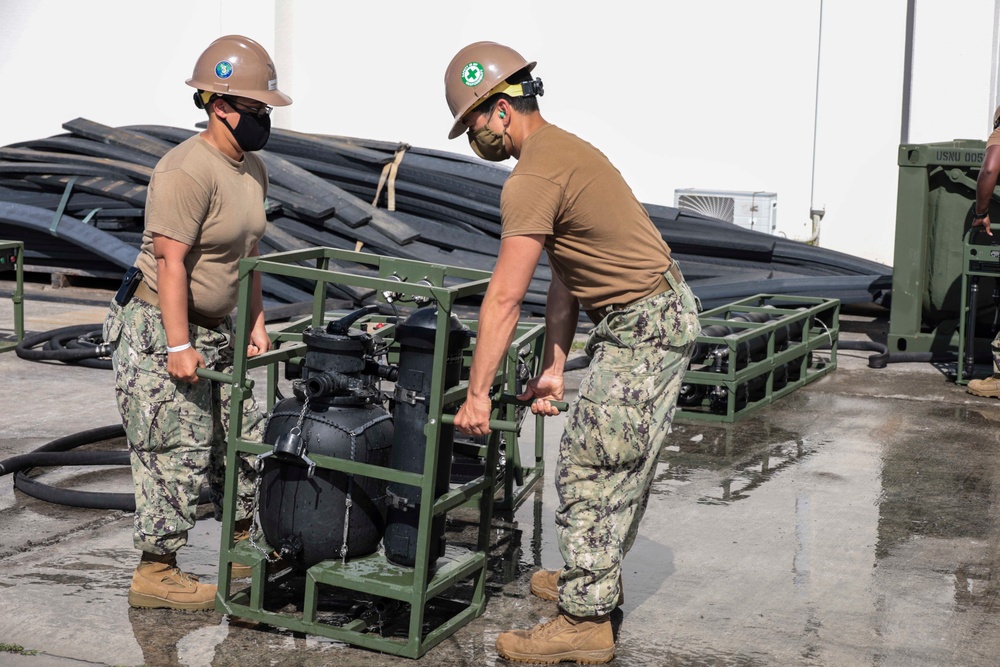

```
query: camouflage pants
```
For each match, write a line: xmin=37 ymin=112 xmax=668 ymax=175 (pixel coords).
xmin=992 ymin=330 xmax=1000 ymax=372
xmin=556 ymin=267 xmax=700 ymax=617
xmin=103 ymin=298 xmax=263 ymax=555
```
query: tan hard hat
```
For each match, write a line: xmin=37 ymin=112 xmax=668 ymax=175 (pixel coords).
xmin=444 ymin=41 xmax=535 ymax=139
xmin=186 ymin=34 xmax=292 ymax=107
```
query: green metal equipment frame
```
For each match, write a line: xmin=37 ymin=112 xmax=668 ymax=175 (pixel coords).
xmin=214 ymin=247 xmax=550 ymax=658
xmin=676 ymin=294 xmax=839 ymax=423
xmin=956 ymin=228 xmax=1000 ymax=384
xmin=456 ymin=318 xmax=549 ymax=512
xmin=0 ymin=240 xmax=24 ymax=353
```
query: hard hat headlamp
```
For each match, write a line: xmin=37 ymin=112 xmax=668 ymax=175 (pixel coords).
xmin=483 ymin=76 xmax=544 ymax=102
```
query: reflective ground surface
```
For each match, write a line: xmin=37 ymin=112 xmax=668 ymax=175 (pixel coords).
xmin=3 ymin=286 xmax=1000 ymax=666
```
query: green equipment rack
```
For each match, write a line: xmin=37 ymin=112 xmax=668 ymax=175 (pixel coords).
xmin=956 ymin=228 xmax=1000 ymax=384
xmin=213 ymin=247 xmax=551 ymax=659
xmin=888 ymin=140 xmax=996 ymax=354
xmin=0 ymin=240 xmax=24 ymax=353
xmin=456 ymin=319 xmax=549 ymax=512
xmin=675 ymin=294 xmax=839 ymax=423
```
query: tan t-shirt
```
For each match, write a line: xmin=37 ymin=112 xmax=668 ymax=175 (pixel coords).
xmin=989 ymin=106 xmax=1000 ymax=147
xmin=500 ymin=124 xmax=673 ymax=311
xmin=134 ymin=135 xmax=268 ymax=319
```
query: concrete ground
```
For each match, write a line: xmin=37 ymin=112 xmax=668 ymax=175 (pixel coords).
xmin=2 ymin=277 xmax=1000 ymax=667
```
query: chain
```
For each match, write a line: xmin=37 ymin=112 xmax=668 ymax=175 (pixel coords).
xmin=341 ymin=432 xmax=356 ymax=565
xmin=248 ymin=396 xmax=312 ymax=562
xmin=339 ymin=412 xmax=392 ymax=564
xmin=249 ymin=396 xmax=392 ymax=565
xmin=246 ymin=473 xmax=279 ymax=562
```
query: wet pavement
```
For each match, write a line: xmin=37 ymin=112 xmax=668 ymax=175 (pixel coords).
xmin=3 ymin=279 xmax=1000 ymax=666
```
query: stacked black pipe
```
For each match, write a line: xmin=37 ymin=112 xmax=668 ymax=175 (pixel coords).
xmin=0 ymin=118 xmax=893 ymax=322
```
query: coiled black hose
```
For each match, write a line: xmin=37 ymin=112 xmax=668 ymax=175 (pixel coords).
xmin=0 ymin=424 xmax=208 ymax=511
xmin=15 ymin=323 xmax=112 ymax=369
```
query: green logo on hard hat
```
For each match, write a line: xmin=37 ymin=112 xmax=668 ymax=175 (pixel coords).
xmin=461 ymin=62 xmax=485 ymax=87
xmin=215 ymin=60 xmax=233 ymax=79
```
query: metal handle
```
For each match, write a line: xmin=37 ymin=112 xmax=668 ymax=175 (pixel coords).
xmin=440 ymin=393 xmax=569 ymax=432
xmin=495 ymin=393 xmax=568 ymax=412
xmin=195 ymin=367 xmax=255 ymax=389
xmin=439 ymin=414 xmax=519 ymax=432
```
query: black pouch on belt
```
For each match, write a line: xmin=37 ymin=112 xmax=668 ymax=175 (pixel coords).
xmin=114 ymin=266 xmax=143 ymax=306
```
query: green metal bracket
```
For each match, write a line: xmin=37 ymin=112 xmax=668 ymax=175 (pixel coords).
xmin=214 ymin=247 xmax=550 ymax=659
xmin=675 ymin=294 xmax=839 ymax=423
xmin=0 ymin=240 xmax=25 ymax=354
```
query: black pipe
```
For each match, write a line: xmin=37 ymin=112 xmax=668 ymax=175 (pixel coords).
xmin=304 ymin=370 xmax=356 ymax=399
xmin=965 ymin=276 xmax=980 ymax=380
xmin=1 ymin=424 xmax=208 ymax=511
xmin=831 ymin=339 xmax=991 ymax=369
xmin=0 ymin=450 xmax=126 ymax=475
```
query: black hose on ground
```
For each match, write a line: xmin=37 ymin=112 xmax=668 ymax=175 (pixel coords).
xmin=50 ymin=326 xmax=112 ymax=370
xmin=0 ymin=424 xmax=208 ymax=511
xmin=832 ymin=339 xmax=992 ymax=369
xmin=835 ymin=340 xmax=892 ymax=368
xmin=15 ymin=323 xmax=112 ymax=369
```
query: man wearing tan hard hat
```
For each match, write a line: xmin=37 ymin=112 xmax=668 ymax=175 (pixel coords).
xmin=448 ymin=41 xmax=701 ymax=663
xmin=103 ymin=34 xmax=291 ymax=611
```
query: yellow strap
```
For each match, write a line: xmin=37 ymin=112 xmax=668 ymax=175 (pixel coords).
xmin=371 ymin=144 xmax=409 ymax=211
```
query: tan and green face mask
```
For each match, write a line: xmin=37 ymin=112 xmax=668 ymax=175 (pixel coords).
xmin=468 ymin=108 xmax=511 ymax=161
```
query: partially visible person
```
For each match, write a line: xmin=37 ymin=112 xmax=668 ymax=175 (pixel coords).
xmin=103 ymin=34 xmax=291 ymax=610
xmin=445 ymin=41 xmax=700 ymax=663
xmin=967 ymin=106 xmax=1000 ymax=398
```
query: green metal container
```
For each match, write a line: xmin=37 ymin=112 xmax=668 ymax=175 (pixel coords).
xmin=888 ymin=140 xmax=996 ymax=353
xmin=0 ymin=240 xmax=24 ymax=353
xmin=675 ymin=294 xmax=839 ymax=423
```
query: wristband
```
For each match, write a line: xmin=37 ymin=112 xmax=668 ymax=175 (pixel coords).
xmin=166 ymin=342 xmax=192 ymax=353
xmin=974 ymin=210 xmax=989 ymax=220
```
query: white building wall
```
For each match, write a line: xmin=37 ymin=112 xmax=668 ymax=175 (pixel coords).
xmin=0 ymin=0 xmax=997 ymax=266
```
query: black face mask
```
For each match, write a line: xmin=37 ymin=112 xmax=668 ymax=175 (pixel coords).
xmin=222 ymin=110 xmax=271 ymax=152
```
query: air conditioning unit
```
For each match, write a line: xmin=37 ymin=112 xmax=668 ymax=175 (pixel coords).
xmin=674 ymin=188 xmax=778 ymax=235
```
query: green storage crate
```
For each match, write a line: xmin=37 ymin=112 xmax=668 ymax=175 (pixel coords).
xmin=888 ymin=140 xmax=1000 ymax=354
xmin=675 ymin=294 xmax=839 ymax=423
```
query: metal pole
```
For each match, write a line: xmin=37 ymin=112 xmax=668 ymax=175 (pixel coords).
xmin=809 ymin=0 xmax=825 ymax=212
xmin=991 ymin=0 xmax=1000 ymax=125
xmin=900 ymin=0 xmax=916 ymax=145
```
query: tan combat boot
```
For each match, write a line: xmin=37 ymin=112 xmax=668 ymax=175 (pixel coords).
xmin=529 ymin=569 xmax=624 ymax=606
xmin=968 ymin=374 xmax=1000 ymax=398
xmin=230 ymin=519 xmax=254 ymax=578
xmin=495 ymin=613 xmax=615 ymax=664
xmin=128 ymin=560 xmax=217 ymax=611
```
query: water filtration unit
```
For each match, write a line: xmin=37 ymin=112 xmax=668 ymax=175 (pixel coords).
xmin=258 ymin=305 xmax=398 ymax=568
xmin=214 ymin=248 xmax=549 ymax=659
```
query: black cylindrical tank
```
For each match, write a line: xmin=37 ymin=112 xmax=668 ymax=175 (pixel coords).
xmin=384 ymin=306 xmax=471 ymax=568
xmin=261 ymin=400 xmax=393 ymax=567
xmin=258 ymin=306 xmax=395 ymax=569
